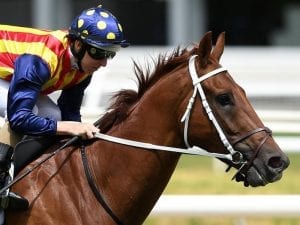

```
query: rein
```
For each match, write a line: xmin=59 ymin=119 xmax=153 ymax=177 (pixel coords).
xmin=93 ymin=132 xmax=233 ymax=160
xmin=80 ymin=143 xmax=124 ymax=225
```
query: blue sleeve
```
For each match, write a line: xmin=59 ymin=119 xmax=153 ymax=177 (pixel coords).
xmin=7 ymin=54 xmax=57 ymax=136
xmin=57 ymin=75 xmax=92 ymax=122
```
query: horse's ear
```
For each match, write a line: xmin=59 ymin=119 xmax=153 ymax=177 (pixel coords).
xmin=197 ymin=31 xmax=212 ymax=67
xmin=211 ymin=32 xmax=225 ymax=62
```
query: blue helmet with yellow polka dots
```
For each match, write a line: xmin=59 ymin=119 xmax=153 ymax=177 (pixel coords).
xmin=69 ymin=6 xmax=129 ymax=52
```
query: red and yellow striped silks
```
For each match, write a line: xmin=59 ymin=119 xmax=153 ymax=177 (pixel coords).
xmin=0 ymin=25 xmax=89 ymax=94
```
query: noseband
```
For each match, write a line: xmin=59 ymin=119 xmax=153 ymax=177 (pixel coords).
xmin=230 ymin=127 xmax=272 ymax=180
xmin=181 ymin=55 xmax=272 ymax=177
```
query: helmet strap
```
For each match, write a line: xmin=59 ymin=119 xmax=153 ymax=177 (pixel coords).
xmin=70 ymin=40 xmax=87 ymax=72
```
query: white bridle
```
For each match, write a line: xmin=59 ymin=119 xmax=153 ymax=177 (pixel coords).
xmin=181 ymin=55 xmax=243 ymax=163
xmin=93 ymin=55 xmax=244 ymax=163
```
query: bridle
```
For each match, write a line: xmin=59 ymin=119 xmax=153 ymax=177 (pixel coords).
xmin=80 ymin=54 xmax=272 ymax=224
xmin=182 ymin=55 xmax=272 ymax=179
xmin=90 ymin=55 xmax=271 ymax=167
xmin=181 ymin=55 xmax=243 ymax=162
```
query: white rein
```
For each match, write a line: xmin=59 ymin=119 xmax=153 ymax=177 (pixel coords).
xmin=93 ymin=55 xmax=242 ymax=162
xmin=93 ymin=132 xmax=232 ymax=160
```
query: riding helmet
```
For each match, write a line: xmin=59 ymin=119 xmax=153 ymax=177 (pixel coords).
xmin=68 ymin=5 xmax=129 ymax=52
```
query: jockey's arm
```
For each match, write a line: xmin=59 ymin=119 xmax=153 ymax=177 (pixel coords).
xmin=7 ymin=54 xmax=99 ymax=138
xmin=7 ymin=54 xmax=57 ymax=136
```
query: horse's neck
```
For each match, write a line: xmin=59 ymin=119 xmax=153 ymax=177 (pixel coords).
xmin=113 ymin=70 xmax=189 ymax=147
xmin=101 ymin=87 xmax=183 ymax=182
xmin=88 ymin=71 xmax=189 ymax=223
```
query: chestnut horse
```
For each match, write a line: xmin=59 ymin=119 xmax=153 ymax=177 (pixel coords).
xmin=7 ymin=32 xmax=289 ymax=225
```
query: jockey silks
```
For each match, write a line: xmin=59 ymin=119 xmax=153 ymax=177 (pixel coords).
xmin=0 ymin=25 xmax=90 ymax=94
xmin=0 ymin=25 xmax=92 ymax=135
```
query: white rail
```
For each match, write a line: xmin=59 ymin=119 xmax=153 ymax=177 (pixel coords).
xmin=150 ymin=195 xmax=300 ymax=217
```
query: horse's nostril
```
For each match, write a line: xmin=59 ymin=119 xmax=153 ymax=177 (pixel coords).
xmin=268 ymin=156 xmax=284 ymax=169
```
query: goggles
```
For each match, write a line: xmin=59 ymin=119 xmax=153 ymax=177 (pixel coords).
xmin=86 ymin=45 xmax=116 ymax=60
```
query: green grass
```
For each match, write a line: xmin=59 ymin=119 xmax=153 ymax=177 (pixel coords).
xmin=144 ymin=153 xmax=300 ymax=225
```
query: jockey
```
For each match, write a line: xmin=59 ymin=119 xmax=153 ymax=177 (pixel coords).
xmin=0 ymin=5 xmax=128 ymax=212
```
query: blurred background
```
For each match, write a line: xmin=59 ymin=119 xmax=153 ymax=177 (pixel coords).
xmin=1 ymin=1 xmax=300 ymax=225
xmin=2 ymin=0 xmax=300 ymax=110
xmin=1 ymin=0 xmax=300 ymax=46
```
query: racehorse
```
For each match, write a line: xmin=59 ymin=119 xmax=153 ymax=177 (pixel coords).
xmin=7 ymin=32 xmax=289 ymax=225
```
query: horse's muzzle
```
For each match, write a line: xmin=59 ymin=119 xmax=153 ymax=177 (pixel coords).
xmin=249 ymin=151 xmax=289 ymax=186
xmin=236 ymin=148 xmax=290 ymax=187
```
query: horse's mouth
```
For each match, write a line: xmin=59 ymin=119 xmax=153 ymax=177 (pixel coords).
xmin=245 ymin=166 xmax=268 ymax=187
xmin=232 ymin=142 xmax=287 ymax=187
xmin=244 ymin=164 xmax=283 ymax=187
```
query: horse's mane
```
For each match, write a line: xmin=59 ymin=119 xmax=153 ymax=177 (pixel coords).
xmin=98 ymin=45 xmax=197 ymax=133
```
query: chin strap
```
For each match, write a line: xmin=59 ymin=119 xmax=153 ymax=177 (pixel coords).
xmin=70 ymin=41 xmax=86 ymax=72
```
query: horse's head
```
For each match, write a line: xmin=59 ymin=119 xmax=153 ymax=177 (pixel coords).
xmin=182 ymin=32 xmax=289 ymax=187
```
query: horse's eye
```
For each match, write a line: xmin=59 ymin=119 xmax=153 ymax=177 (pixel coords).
xmin=216 ymin=94 xmax=233 ymax=106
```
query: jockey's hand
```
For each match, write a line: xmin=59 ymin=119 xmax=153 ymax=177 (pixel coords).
xmin=56 ymin=121 xmax=100 ymax=140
